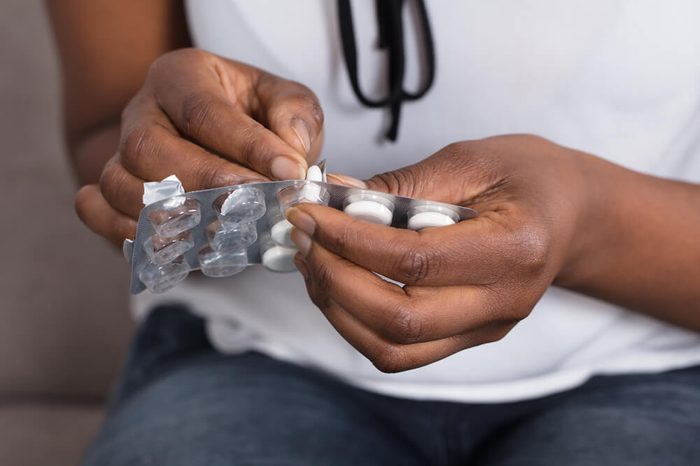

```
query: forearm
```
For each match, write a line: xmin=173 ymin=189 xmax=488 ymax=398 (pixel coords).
xmin=70 ymin=122 xmax=121 ymax=185
xmin=558 ymin=154 xmax=700 ymax=330
xmin=45 ymin=0 xmax=190 ymax=185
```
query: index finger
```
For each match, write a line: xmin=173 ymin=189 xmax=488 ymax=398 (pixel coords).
xmin=151 ymin=50 xmax=307 ymax=180
xmin=287 ymin=204 xmax=511 ymax=286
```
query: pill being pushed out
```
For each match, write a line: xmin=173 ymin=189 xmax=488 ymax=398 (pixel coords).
xmin=270 ymin=219 xmax=295 ymax=247
xmin=343 ymin=194 xmax=394 ymax=226
xmin=306 ymin=165 xmax=323 ymax=182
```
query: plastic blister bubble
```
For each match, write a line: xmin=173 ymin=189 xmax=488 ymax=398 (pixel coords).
xmin=147 ymin=197 xmax=201 ymax=238
xmin=138 ymin=257 xmax=190 ymax=293
xmin=143 ymin=232 xmax=195 ymax=265
xmin=198 ymin=247 xmax=248 ymax=278
xmin=207 ymin=220 xmax=258 ymax=251
xmin=214 ymin=186 xmax=266 ymax=227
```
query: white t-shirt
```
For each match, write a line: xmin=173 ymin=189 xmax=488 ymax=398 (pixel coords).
xmin=133 ymin=0 xmax=700 ymax=402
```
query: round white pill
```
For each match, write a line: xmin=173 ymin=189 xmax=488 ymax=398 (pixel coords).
xmin=407 ymin=211 xmax=456 ymax=230
xmin=344 ymin=200 xmax=393 ymax=225
xmin=271 ymin=219 xmax=295 ymax=247
xmin=262 ymin=245 xmax=299 ymax=273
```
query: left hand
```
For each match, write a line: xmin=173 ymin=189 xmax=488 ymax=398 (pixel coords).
xmin=286 ymin=135 xmax=596 ymax=372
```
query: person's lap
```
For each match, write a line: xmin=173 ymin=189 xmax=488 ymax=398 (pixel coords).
xmin=83 ymin=307 xmax=700 ymax=466
xmin=471 ymin=369 xmax=700 ymax=466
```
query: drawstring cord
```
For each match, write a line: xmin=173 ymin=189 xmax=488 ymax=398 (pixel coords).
xmin=337 ymin=0 xmax=436 ymax=141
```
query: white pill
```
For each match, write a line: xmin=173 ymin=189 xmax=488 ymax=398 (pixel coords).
xmin=306 ymin=165 xmax=323 ymax=182
xmin=408 ymin=211 xmax=457 ymax=230
xmin=271 ymin=219 xmax=295 ymax=247
xmin=344 ymin=200 xmax=393 ymax=225
xmin=262 ymin=245 xmax=298 ymax=272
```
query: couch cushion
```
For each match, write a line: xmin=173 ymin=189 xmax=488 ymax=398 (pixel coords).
xmin=0 ymin=401 xmax=104 ymax=466
xmin=0 ymin=0 xmax=134 ymax=399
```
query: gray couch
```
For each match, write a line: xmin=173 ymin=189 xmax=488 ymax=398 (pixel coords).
xmin=0 ymin=2 xmax=134 ymax=465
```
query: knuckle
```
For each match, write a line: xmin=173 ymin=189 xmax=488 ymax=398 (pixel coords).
xmin=395 ymin=247 xmax=434 ymax=284
xmin=441 ymin=141 xmax=467 ymax=158
xmin=99 ymin=163 xmax=129 ymax=205
xmin=120 ymin=124 xmax=159 ymax=170
xmin=180 ymin=94 xmax=214 ymax=136
xmin=329 ymin=220 xmax=362 ymax=256
xmin=484 ymin=323 xmax=515 ymax=344
xmin=507 ymin=226 xmax=550 ymax=276
xmin=149 ymin=48 xmax=210 ymax=78
xmin=384 ymin=302 xmax=426 ymax=344
xmin=306 ymin=286 xmax=330 ymax=311
xmin=312 ymin=259 xmax=335 ymax=293
xmin=235 ymin=124 xmax=265 ymax=167
xmin=289 ymin=87 xmax=324 ymax=125
xmin=371 ymin=346 xmax=411 ymax=373
xmin=192 ymin=159 xmax=222 ymax=189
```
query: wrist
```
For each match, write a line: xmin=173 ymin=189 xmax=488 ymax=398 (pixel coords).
xmin=553 ymin=151 xmax=633 ymax=290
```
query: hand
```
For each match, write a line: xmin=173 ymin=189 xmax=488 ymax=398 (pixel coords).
xmin=287 ymin=135 xmax=594 ymax=372
xmin=76 ymin=48 xmax=324 ymax=245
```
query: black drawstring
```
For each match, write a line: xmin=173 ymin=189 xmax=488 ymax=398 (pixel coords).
xmin=337 ymin=0 xmax=436 ymax=142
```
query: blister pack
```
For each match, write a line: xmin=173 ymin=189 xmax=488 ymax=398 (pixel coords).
xmin=125 ymin=166 xmax=478 ymax=294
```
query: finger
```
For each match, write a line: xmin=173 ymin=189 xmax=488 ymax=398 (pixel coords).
xmin=287 ymin=204 xmax=511 ymax=286
xmin=298 ymin=265 xmax=508 ymax=372
xmin=294 ymin=229 xmax=513 ymax=344
xmin=150 ymin=51 xmax=307 ymax=179
xmin=75 ymin=184 xmax=137 ymax=246
xmin=254 ymin=73 xmax=324 ymax=161
xmin=99 ymin=157 xmax=147 ymax=219
xmin=296 ymin=257 xmax=461 ymax=372
xmin=121 ymin=96 xmax=269 ymax=189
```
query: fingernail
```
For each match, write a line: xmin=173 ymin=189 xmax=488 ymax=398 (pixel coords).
xmin=286 ymin=207 xmax=316 ymax=236
xmin=295 ymin=255 xmax=310 ymax=279
xmin=291 ymin=228 xmax=312 ymax=257
xmin=291 ymin=118 xmax=311 ymax=154
xmin=271 ymin=156 xmax=305 ymax=180
xmin=327 ymin=173 xmax=367 ymax=189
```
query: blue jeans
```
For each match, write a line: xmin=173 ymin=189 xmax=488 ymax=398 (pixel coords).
xmin=83 ymin=306 xmax=700 ymax=465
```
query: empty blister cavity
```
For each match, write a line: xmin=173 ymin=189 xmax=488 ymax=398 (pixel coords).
xmin=214 ymin=186 xmax=266 ymax=226
xmin=343 ymin=192 xmax=395 ymax=225
xmin=271 ymin=219 xmax=295 ymax=247
xmin=407 ymin=204 xmax=459 ymax=230
xmin=147 ymin=197 xmax=201 ymax=238
xmin=138 ymin=257 xmax=190 ymax=293
xmin=262 ymin=245 xmax=298 ymax=273
xmin=207 ymin=220 xmax=258 ymax=251
xmin=198 ymin=247 xmax=248 ymax=278
xmin=143 ymin=232 xmax=195 ymax=265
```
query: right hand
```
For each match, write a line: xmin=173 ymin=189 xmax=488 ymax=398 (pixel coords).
xmin=75 ymin=48 xmax=324 ymax=245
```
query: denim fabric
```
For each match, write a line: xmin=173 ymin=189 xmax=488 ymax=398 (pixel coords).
xmin=83 ymin=306 xmax=700 ymax=466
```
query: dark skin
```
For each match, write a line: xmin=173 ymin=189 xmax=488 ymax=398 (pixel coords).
xmin=47 ymin=1 xmax=700 ymax=373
